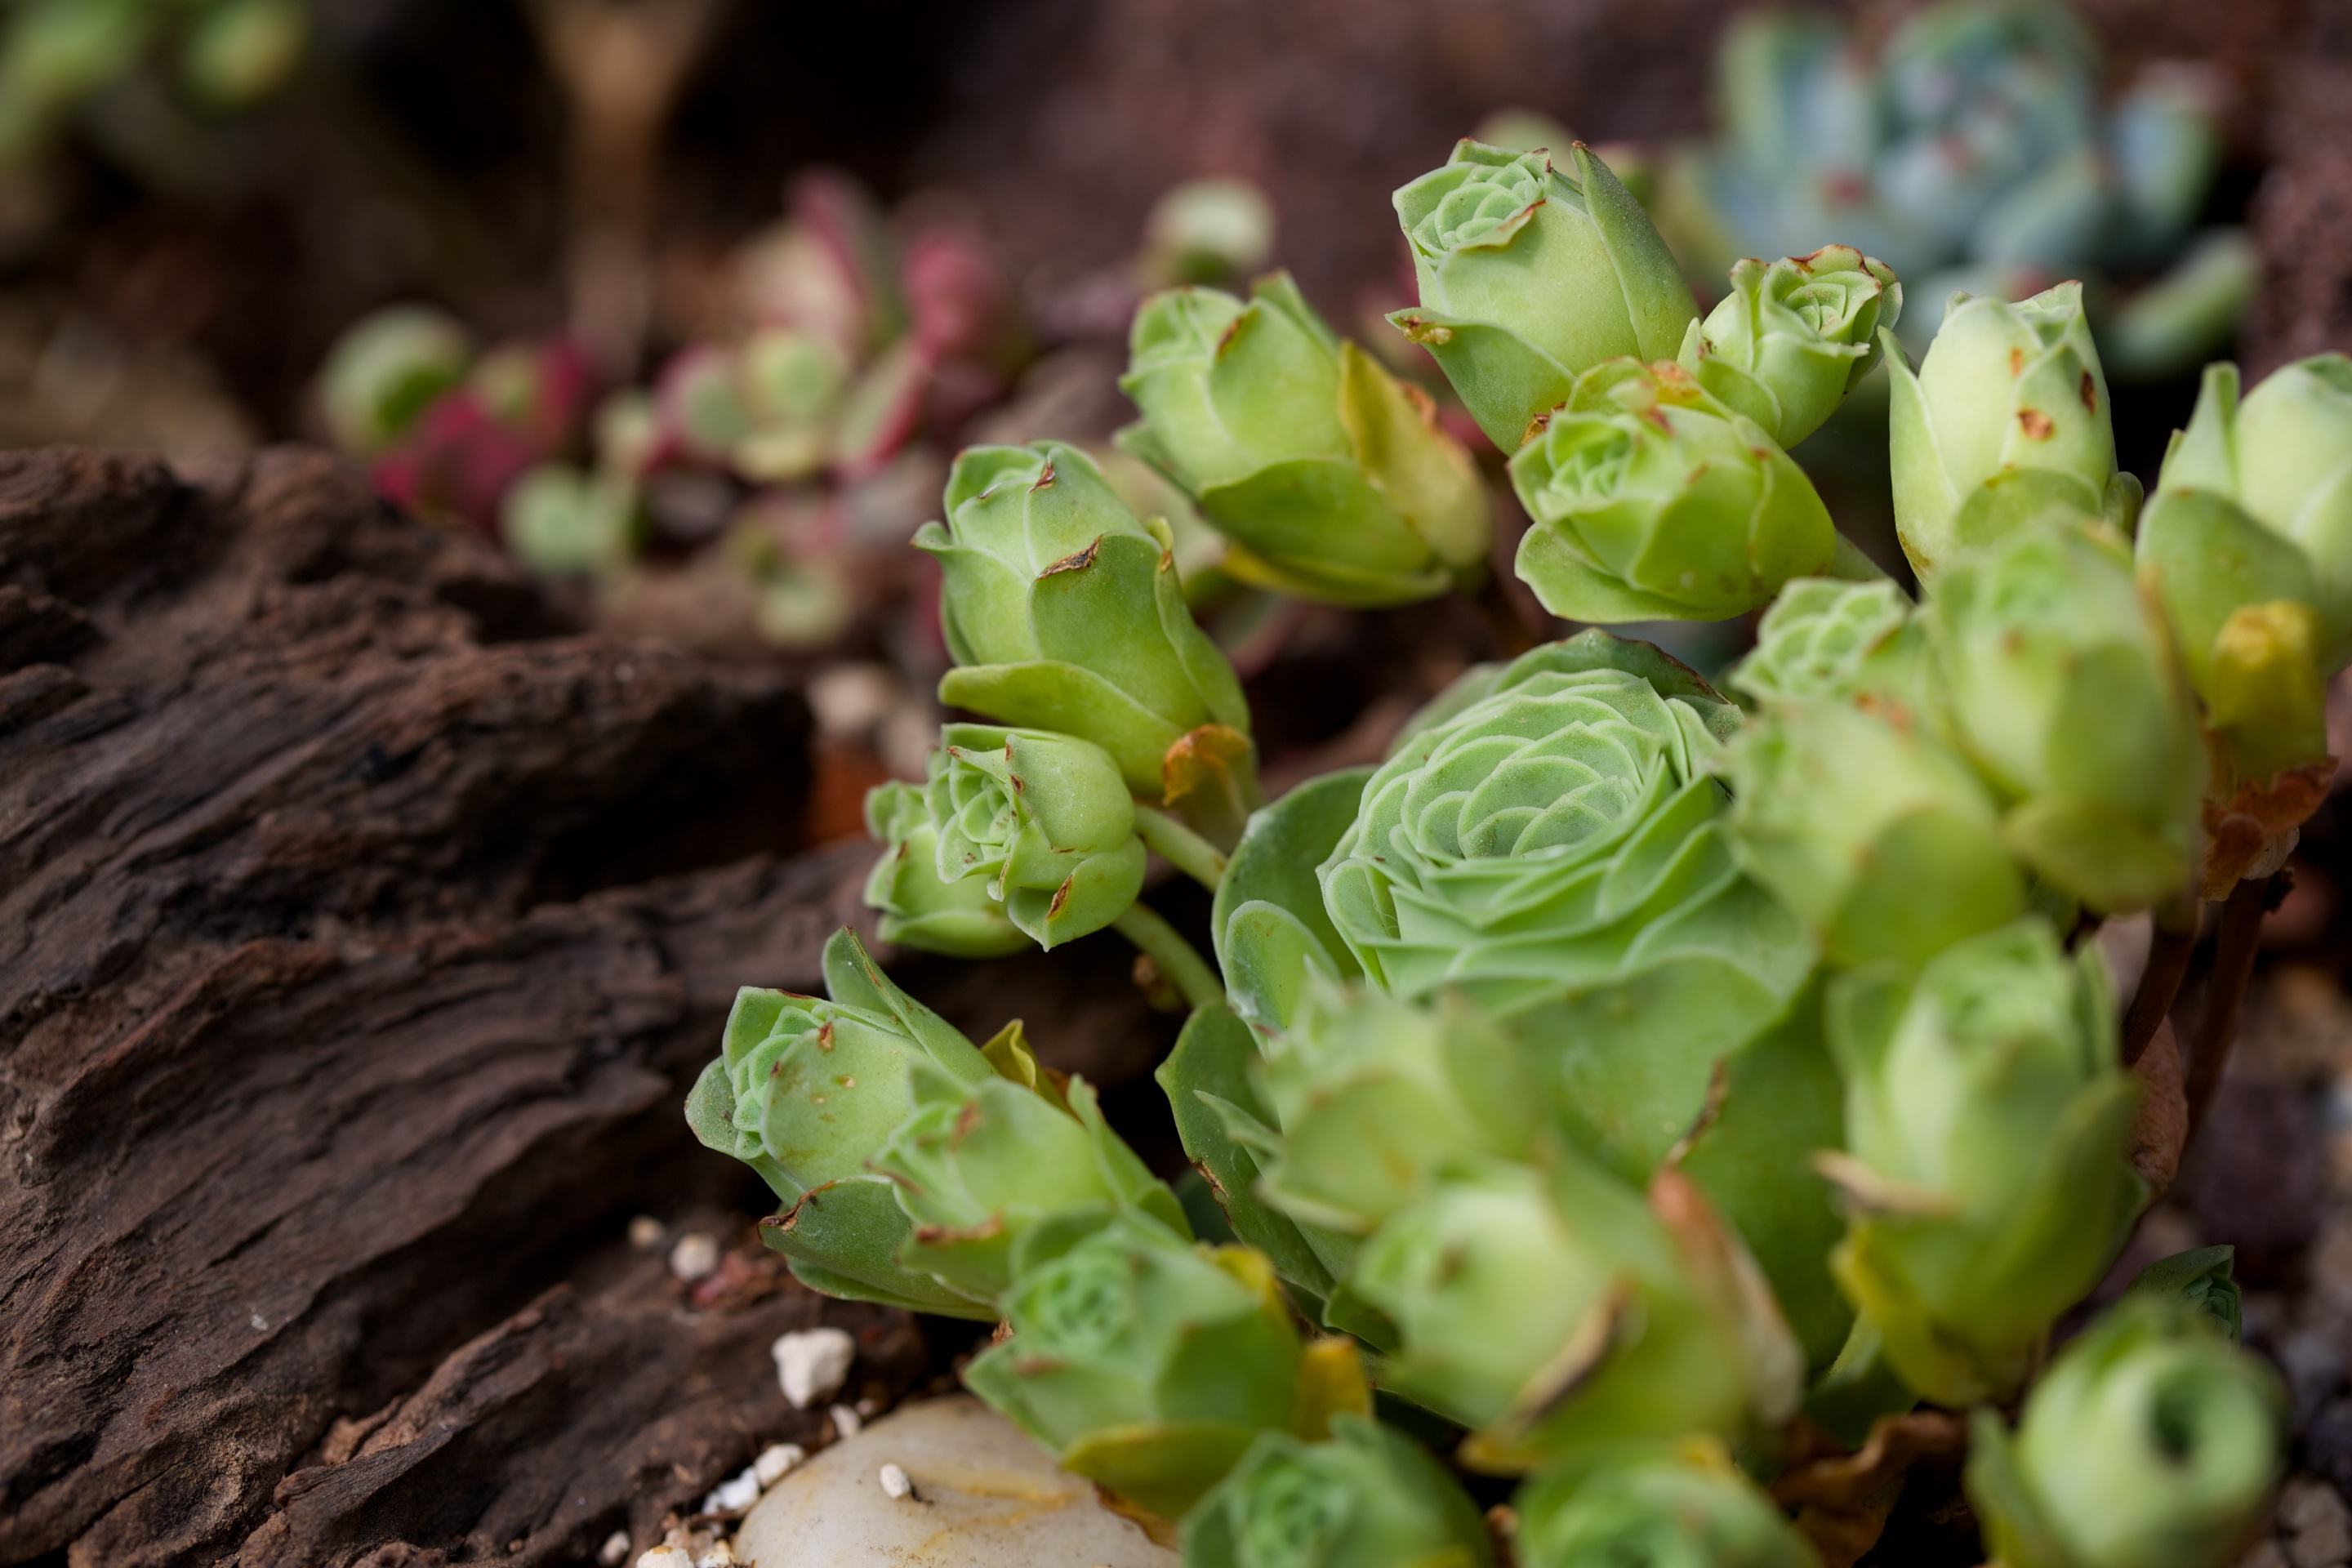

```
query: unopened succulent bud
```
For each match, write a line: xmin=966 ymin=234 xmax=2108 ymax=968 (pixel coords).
xmin=2126 ymin=1245 xmax=2241 ymax=1342
xmin=1506 ymin=359 xmax=1837 ymax=622
xmin=1140 ymin=177 xmax=1276 ymax=288
xmin=1120 ymin=272 xmax=1490 ymax=607
xmin=1682 ymin=247 xmax=1901 ymax=450
xmin=1391 ymin=140 xmax=1698 ymax=450
xmin=1965 ymin=1297 xmax=2283 ymax=1568
xmin=1926 ymin=519 xmax=2204 ymax=912
xmin=919 ymin=443 xmax=1255 ymax=821
xmin=1886 ymin=282 xmax=2118 ymax=578
xmin=1725 ymin=577 xmax=1923 ymax=709
xmin=862 ymin=781 xmax=1028 ymax=960
xmin=1822 ymin=919 xmax=2144 ymax=1405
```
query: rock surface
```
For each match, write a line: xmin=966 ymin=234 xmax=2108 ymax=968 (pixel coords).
xmin=734 ymin=1396 xmax=1178 ymax=1567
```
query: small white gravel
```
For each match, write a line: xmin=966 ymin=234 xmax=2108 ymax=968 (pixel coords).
xmin=627 ymin=1215 xmax=666 ymax=1251
xmin=830 ymin=1403 xmax=863 ymax=1438
xmin=702 ymin=1466 xmax=761 ymax=1518
xmin=771 ymin=1326 xmax=856 ymax=1409
xmin=636 ymin=1548 xmax=693 ymax=1568
xmin=877 ymin=1462 xmax=913 ymax=1500
xmin=753 ymin=1443 xmax=806 ymax=1486
xmin=598 ymin=1529 xmax=630 ymax=1566
xmin=695 ymin=1542 xmax=738 ymax=1568
xmin=668 ymin=1233 xmax=720 ymax=1283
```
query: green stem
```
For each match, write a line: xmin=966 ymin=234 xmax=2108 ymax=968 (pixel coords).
xmin=1112 ymin=904 xmax=1224 ymax=1013
xmin=1134 ymin=805 xmax=1228 ymax=890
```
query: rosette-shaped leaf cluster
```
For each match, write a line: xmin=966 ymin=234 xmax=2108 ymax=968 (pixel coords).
xmin=1965 ymin=1298 xmax=2283 ymax=1568
xmin=1659 ymin=3 xmax=2245 ymax=379
xmin=918 ymin=442 xmax=1257 ymax=829
xmin=1679 ymin=247 xmax=1903 ymax=452
xmin=2136 ymin=356 xmax=2352 ymax=819
xmin=1725 ymin=577 xmax=1923 ymax=710
xmin=1390 ymin=139 xmax=1698 ymax=451
xmin=2126 ymin=1245 xmax=2243 ymax=1343
xmin=1820 ymin=919 xmax=2144 ymax=1405
xmin=683 ymin=929 xmax=1002 ymax=1316
xmin=865 ymin=724 xmax=1146 ymax=954
xmin=963 ymin=1211 xmax=1369 ymax=1521
xmin=1316 ymin=633 xmax=1816 ymax=1175
xmin=1348 ymin=1157 xmax=1801 ymax=1472
xmin=1515 ymin=1447 xmax=1823 ymax=1568
xmin=1506 ymin=360 xmax=1838 ymax=623
xmin=1117 ymin=272 xmax=1490 ymax=608
xmin=1924 ymin=519 xmax=2204 ymax=912
xmin=1887 ymin=282 xmax=2122 ymax=579
xmin=1183 ymin=1414 xmax=1495 ymax=1568
xmin=862 ymin=779 xmax=1028 ymax=959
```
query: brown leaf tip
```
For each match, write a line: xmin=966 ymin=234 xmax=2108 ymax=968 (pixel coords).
xmin=1031 ymin=459 xmax=1056 ymax=492
xmin=1040 ymin=536 xmax=1102 ymax=577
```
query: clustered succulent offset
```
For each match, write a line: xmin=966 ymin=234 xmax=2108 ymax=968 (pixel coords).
xmin=687 ymin=100 xmax=2320 ymax=1566
xmin=1660 ymin=0 xmax=2253 ymax=380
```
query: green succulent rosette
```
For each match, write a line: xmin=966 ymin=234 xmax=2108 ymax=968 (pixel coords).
xmin=1316 ymin=633 xmax=1816 ymax=1177
xmin=1820 ymin=918 xmax=2144 ymax=1405
xmin=1886 ymin=282 xmax=2120 ymax=579
xmin=1680 ymin=246 xmax=1903 ymax=451
xmin=1118 ymin=271 xmax=1491 ymax=608
xmin=917 ymin=441 xmax=1256 ymax=825
xmin=1724 ymin=577 xmax=1925 ymax=710
xmin=1925 ymin=519 xmax=2204 ymax=912
xmin=882 ymin=722 xmax=1147 ymax=951
xmin=1391 ymin=139 xmax=1698 ymax=451
xmin=1514 ymin=1445 xmax=1822 ymax=1568
xmin=1348 ymin=1156 xmax=1801 ymax=1473
xmin=862 ymin=780 xmax=1030 ymax=959
xmin=1183 ymin=1414 xmax=1496 ymax=1568
xmin=1964 ymin=1298 xmax=2283 ymax=1568
xmin=2126 ymin=1245 xmax=2242 ymax=1343
xmin=682 ymin=929 xmax=1002 ymax=1316
xmin=1724 ymin=697 xmax=2027 ymax=969
xmin=1505 ymin=360 xmax=1838 ymax=623
xmin=872 ymin=1063 xmax=1189 ymax=1302
xmin=2136 ymin=355 xmax=2352 ymax=792
xmin=962 ymin=1210 xmax=1370 ymax=1521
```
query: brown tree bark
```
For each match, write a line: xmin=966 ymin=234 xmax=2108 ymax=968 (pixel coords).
xmin=0 ymin=448 xmax=1166 ymax=1566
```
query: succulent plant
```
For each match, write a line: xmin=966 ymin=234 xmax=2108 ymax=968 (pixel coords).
xmin=1391 ymin=139 xmax=1698 ymax=451
xmin=1120 ymin=272 xmax=1490 ymax=608
xmin=1965 ymin=1297 xmax=2283 ymax=1568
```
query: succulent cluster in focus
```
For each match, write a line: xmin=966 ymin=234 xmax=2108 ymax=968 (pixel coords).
xmin=686 ymin=100 xmax=2323 ymax=1568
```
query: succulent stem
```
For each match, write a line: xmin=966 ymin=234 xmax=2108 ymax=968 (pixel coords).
xmin=2184 ymin=873 xmax=2282 ymax=1141
xmin=2122 ymin=893 xmax=2199 ymax=1067
xmin=1134 ymin=805 xmax=1230 ymax=891
xmin=1111 ymin=903 xmax=1225 ymax=1013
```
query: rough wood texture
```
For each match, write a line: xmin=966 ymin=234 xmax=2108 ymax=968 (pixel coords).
xmin=0 ymin=447 xmax=1097 ymax=1566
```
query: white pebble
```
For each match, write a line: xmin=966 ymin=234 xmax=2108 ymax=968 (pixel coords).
xmin=702 ymin=1466 xmax=762 ymax=1517
xmin=771 ymin=1326 xmax=857 ymax=1409
xmin=831 ymin=1403 xmax=863 ymax=1438
xmin=669 ymin=1232 xmax=720 ymax=1283
xmin=695 ymin=1542 xmax=738 ymax=1568
xmin=635 ymin=1548 xmax=693 ymax=1568
xmin=752 ymin=1443 xmax=805 ymax=1486
xmin=599 ymin=1530 xmax=631 ymax=1566
xmin=878 ymin=1462 xmax=914 ymax=1500
xmin=627 ymin=1215 xmax=665 ymax=1251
